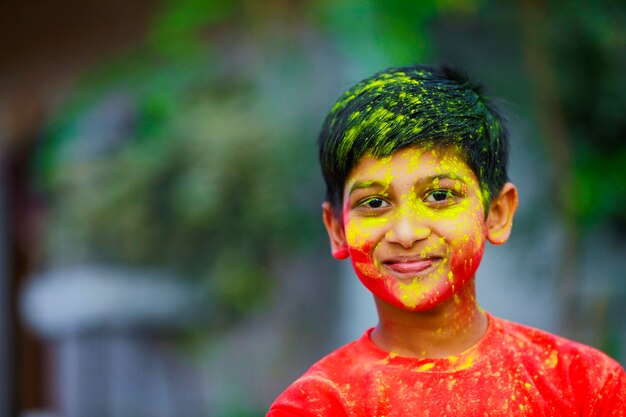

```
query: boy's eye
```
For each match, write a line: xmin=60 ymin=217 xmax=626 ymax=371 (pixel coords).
xmin=424 ymin=190 xmax=454 ymax=204
xmin=360 ymin=197 xmax=389 ymax=209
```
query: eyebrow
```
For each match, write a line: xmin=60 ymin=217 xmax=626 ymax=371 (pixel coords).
xmin=348 ymin=180 xmax=387 ymax=195
xmin=347 ymin=174 xmax=466 ymax=196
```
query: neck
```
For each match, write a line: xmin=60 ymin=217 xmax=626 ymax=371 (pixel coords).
xmin=370 ymin=279 xmax=487 ymax=358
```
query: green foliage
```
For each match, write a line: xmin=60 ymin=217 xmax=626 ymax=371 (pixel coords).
xmin=311 ymin=0 xmax=454 ymax=69
xmin=547 ymin=1 xmax=626 ymax=228
xmin=149 ymin=0 xmax=236 ymax=57
xmin=571 ymin=149 xmax=626 ymax=228
xmin=35 ymin=53 xmax=322 ymax=325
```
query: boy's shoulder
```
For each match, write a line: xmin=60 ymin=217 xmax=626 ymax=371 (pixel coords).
xmin=266 ymin=330 xmax=385 ymax=416
xmin=491 ymin=315 xmax=623 ymax=372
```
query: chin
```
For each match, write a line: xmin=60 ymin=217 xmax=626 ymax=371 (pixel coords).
xmin=390 ymin=280 xmax=463 ymax=312
xmin=354 ymin=267 xmax=464 ymax=312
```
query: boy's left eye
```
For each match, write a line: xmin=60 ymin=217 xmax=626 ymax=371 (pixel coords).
xmin=424 ymin=190 xmax=454 ymax=203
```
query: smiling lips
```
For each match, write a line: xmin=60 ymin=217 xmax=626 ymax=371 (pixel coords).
xmin=382 ymin=256 xmax=442 ymax=275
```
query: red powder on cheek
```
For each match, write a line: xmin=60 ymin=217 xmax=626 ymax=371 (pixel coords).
xmin=346 ymin=236 xmax=485 ymax=312
xmin=347 ymin=241 xmax=401 ymax=307
xmin=449 ymin=239 xmax=485 ymax=288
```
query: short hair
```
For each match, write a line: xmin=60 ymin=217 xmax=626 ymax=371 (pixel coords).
xmin=318 ymin=64 xmax=509 ymax=216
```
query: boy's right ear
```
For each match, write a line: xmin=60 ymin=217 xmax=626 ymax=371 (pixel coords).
xmin=322 ymin=201 xmax=350 ymax=260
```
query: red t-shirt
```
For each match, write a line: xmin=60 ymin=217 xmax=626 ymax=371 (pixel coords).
xmin=268 ymin=315 xmax=626 ymax=416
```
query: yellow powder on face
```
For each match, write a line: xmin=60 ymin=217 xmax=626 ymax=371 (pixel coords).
xmin=407 ymin=147 xmax=426 ymax=172
xmin=397 ymin=277 xmax=438 ymax=309
xmin=360 ymin=217 xmax=389 ymax=227
xmin=381 ymin=167 xmax=394 ymax=193
xmin=346 ymin=216 xmax=388 ymax=247
xmin=345 ymin=225 xmax=370 ymax=247
xmin=355 ymin=261 xmax=381 ymax=279
xmin=355 ymin=154 xmax=395 ymax=197
xmin=474 ymin=227 xmax=484 ymax=244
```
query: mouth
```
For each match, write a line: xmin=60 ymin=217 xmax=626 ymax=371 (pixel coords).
xmin=381 ymin=256 xmax=443 ymax=275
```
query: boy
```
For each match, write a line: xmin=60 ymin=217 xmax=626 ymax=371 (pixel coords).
xmin=268 ymin=65 xmax=626 ymax=416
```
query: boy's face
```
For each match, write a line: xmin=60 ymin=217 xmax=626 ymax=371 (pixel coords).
xmin=323 ymin=146 xmax=517 ymax=312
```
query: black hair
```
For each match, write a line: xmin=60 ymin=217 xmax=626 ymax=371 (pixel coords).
xmin=318 ymin=64 xmax=509 ymax=216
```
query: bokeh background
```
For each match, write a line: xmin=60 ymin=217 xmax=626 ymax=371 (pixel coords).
xmin=1 ymin=1 xmax=625 ymax=416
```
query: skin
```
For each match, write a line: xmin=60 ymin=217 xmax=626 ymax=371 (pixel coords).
xmin=323 ymin=146 xmax=518 ymax=358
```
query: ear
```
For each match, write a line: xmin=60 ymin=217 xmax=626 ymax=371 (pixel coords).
xmin=322 ymin=201 xmax=350 ymax=260
xmin=486 ymin=182 xmax=519 ymax=245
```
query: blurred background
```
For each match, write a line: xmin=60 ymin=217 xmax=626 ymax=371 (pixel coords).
xmin=1 ymin=0 xmax=625 ymax=416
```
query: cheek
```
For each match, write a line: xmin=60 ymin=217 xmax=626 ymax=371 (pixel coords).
xmin=343 ymin=208 xmax=389 ymax=249
xmin=449 ymin=233 xmax=485 ymax=282
xmin=445 ymin=213 xmax=486 ymax=280
xmin=349 ymin=240 xmax=381 ymax=278
xmin=344 ymin=221 xmax=371 ymax=249
xmin=342 ymin=215 xmax=379 ymax=277
xmin=348 ymin=240 xmax=399 ymax=305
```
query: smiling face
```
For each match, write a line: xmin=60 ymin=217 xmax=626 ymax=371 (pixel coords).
xmin=323 ymin=146 xmax=517 ymax=312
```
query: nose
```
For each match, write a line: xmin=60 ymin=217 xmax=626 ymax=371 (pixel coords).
xmin=385 ymin=212 xmax=431 ymax=248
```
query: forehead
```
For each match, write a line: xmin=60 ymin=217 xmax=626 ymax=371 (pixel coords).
xmin=345 ymin=146 xmax=477 ymax=186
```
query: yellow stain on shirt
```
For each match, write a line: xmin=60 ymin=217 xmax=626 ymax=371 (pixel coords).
xmin=456 ymin=354 xmax=474 ymax=370
xmin=417 ymin=363 xmax=435 ymax=371
xmin=545 ymin=350 xmax=558 ymax=368
xmin=447 ymin=378 xmax=457 ymax=390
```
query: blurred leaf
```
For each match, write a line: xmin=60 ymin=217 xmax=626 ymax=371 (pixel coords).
xmin=312 ymin=0 xmax=481 ymax=69
xmin=571 ymin=148 xmax=626 ymax=228
xmin=148 ymin=0 xmax=236 ymax=57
